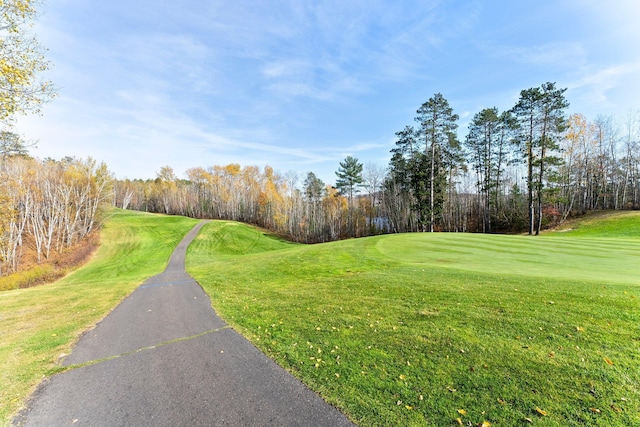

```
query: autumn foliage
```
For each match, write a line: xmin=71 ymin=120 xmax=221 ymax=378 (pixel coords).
xmin=115 ymin=164 xmax=365 ymax=244
xmin=0 ymin=156 xmax=112 ymax=282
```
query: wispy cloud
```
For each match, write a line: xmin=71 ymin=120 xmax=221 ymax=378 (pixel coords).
xmin=567 ymin=61 xmax=640 ymax=109
xmin=488 ymin=42 xmax=587 ymax=68
xmin=261 ymin=59 xmax=312 ymax=79
xmin=21 ymin=96 xmax=336 ymax=180
xmin=16 ymin=0 xmax=640 ymax=186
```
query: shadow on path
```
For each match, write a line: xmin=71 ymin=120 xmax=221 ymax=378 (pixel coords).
xmin=14 ymin=221 xmax=354 ymax=427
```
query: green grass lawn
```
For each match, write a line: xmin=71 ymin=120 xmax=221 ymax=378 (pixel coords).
xmin=0 ymin=209 xmax=199 ymax=425
xmin=549 ymin=210 xmax=640 ymax=239
xmin=2 ymin=210 xmax=638 ymax=426
xmin=187 ymin=212 xmax=640 ymax=426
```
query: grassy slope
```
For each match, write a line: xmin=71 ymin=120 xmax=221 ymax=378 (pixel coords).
xmin=187 ymin=213 xmax=640 ymax=426
xmin=549 ymin=210 xmax=640 ymax=239
xmin=0 ymin=209 xmax=199 ymax=425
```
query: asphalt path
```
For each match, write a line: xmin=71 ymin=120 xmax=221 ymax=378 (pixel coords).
xmin=14 ymin=221 xmax=355 ymax=427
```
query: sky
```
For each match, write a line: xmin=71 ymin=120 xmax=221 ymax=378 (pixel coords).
xmin=15 ymin=0 xmax=640 ymax=185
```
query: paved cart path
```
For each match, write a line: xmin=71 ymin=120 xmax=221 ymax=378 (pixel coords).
xmin=14 ymin=222 xmax=354 ymax=427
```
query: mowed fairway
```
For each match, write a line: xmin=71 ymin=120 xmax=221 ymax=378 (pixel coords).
xmin=187 ymin=213 xmax=640 ymax=426
xmin=0 ymin=209 xmax=199 ymax=424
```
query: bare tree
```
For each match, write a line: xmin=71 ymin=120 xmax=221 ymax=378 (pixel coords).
xmin=362 ymin=162 xmax=386 ymax=232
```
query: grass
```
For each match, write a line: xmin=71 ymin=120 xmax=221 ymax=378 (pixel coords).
xmin=0 ymin=209 xmax=199 ymax=425
xmin=549 ymin=210 xmax=640 ymax=239
xmin=187 ymin=213 xmax=640 ymax=426
xmin=2 ymin=210 xmax=638 ymax=426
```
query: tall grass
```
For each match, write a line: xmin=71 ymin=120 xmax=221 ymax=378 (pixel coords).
xmin=0 ymin=209 xmax=199 ymax=424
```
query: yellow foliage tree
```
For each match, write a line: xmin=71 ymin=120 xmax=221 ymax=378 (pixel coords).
xmin=0 ymin=0 xmax=55 ymax=123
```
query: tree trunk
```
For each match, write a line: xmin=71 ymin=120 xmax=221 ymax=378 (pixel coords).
xmin=429 ymin=140 xmax=436 ymax=232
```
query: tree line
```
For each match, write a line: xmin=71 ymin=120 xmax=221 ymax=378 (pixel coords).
xmin=2 ymin=85 xmax=639 ymax=277
xmin=3 ymin=1 xmax=639 ymax=279
xmin=112 ymin=83 xmax=639 ymax=242
xmin=386 ymin=83 xmax=640 ymax=234
xmin=3 ymin=80 xmax=639 ymax=277
xmin=0 ymin=155 xmax=112 ymax=276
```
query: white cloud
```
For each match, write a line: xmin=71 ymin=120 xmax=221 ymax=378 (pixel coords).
xmin=567 ymin=61 xmax=640 ymax=113
xmin=489 ymin=42 xmax=587 ymax=68
xmin=261 ymin=60 xmax=312 ymax=79
xmin=17 ymin=85 xmax=337 ymax=180
xmin=14 ymin=0 xmax=640 ymax=187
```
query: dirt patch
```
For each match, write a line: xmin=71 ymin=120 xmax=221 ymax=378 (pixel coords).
xmin=0 ymin=232 xmax=101 ymax=291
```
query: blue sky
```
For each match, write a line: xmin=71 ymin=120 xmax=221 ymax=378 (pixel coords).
xmin=17 ymin=0 xmax=640 ymax=185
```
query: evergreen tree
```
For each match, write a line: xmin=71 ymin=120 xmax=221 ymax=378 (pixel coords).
xmin=303 ymin=172 xmax=325 ymax=202
xmin=512 ymin=82 xmax=568 ymax=235
xmin=464 ymin=108 xmax=517 ymax=232
xmin=303 ymin=171 xmax=325 ymax=241
xmin=466 ymin=107 xmax=500 ymax=232
xmin=336 ymin=156 xmax=363 ymax=237
xmin=388 ymin=125 xmax=419 ymax=193
xmin=386 ymin=126 xmax=420 ymax=232
xmin=335 ymin=156 xmax=363 ymax=204
xmin=0 ymin=129 xmax=32 ymax=160
xmin=414 ymin=93 xmax=461 ymax=231
xmin=387 ymin=95 xmax=462 ymax=232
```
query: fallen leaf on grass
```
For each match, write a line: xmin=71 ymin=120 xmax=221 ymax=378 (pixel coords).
xmin=457 ymin=409 xmax=467 ymax=415
xmin=535 ymin=407 xmax=548 ymax=416
xmin=455 ymin=418 xmax=463 ymax=425
xmin=399 ymin=374 xmax=407 ymax=380
xmin=497 ymin=398 xmax=505 ymax=405
xmin=525 ymin=418 xmax=533 ymax=423
xmin=604 ymin=357 xmax=614 ymax=365
xmin=590 ymin=408 xmax=601 ymax=413
xmin=480 ymin=422 xmax=491 ymax=427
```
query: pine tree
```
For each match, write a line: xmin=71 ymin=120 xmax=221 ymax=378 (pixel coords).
xmin=414 ymin=93 xmax=461 ymax=231
xmin=336 ymin=156 xmax=363 ymax=237
xmin=512 ymin=82 xmax=569 ymax=235
xmin=335 ymin=156 xmax=363 ymax=205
